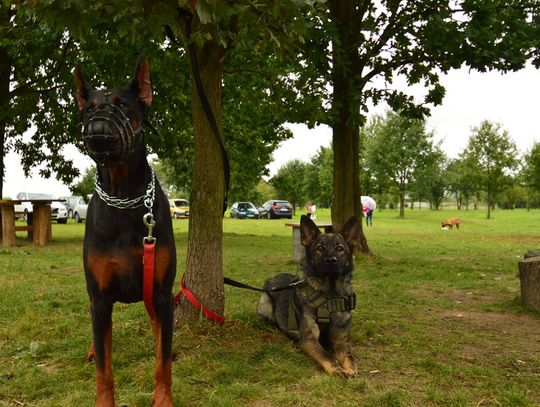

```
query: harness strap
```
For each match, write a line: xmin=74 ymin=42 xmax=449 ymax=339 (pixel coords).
xmin=224 ymin=276 xmax=305 ymax=293
xmin=288 ymin=289 xmax=301 ymax=333
xmin=288 ymin=288 xmax=357 ymax=331
xmin=175 ymin=273 xmax=225 ymax=324
xmin=143 ymin=242 xmax=156 ymax=320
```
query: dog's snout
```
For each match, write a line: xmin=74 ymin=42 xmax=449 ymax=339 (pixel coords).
xmin=325 ymin=255 xmax=338 ymax=265
xmin=88 ymin=119 xmax=109 ymax=135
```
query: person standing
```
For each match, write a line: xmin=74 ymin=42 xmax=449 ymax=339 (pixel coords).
xmin=306 ymin=201 xmax=313 ymax=219
xmin=364 ymin=204 xmax=373 ymax=226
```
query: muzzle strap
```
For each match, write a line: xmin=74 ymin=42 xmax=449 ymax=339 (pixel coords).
xmin=83 ymin=103 xmax=142 ymax=164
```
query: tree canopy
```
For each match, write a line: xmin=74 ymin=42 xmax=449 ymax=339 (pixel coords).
xmin=364 ymin=111 xmax=437 ymax=217
xmin=462 ymin=120 xmax=518 ymax=219
xmin=523 ymin=142 xmax=540 ymax=192
xmin=0 ymin=5 xmax=80 ymax=197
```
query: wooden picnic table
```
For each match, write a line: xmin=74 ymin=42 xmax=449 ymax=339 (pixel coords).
xmin=284 ymin=221 xmax=333 ymax=262
xmin=0 ymin=199 xmax=55 ymax=246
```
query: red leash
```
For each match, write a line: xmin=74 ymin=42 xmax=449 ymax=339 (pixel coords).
xmin=143 ymin=241 xmax=156 ymax=320
xmin=142 ymin=211 xmax=223 ymax=324
xmin=142 ymin=213 xmax=157 ymax=320
xmin=175 ymin=273 xmax=225 ymax=324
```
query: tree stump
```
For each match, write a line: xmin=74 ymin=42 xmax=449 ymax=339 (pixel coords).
xmin=524 ymin=249 xmax=540 ymax=259
xmin=518 ymin=256 xmax=540 ymax=311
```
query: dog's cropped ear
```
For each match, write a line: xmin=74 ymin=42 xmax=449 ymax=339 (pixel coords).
xmin=300 ymin=215 xmax=321 ymax=247
xmin=131 ymin=55 xmax=153 ymax=106
xmin=339 ymin=216 xmax=361 ymax=248
xmin=75 ymin=66 xmax=90 ymax=111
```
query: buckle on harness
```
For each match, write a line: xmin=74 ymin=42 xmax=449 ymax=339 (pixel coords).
xmin=344 ymin=293 xmax=356 ymax=311
xmin=327 ymin=297 xmax=345 ymax=313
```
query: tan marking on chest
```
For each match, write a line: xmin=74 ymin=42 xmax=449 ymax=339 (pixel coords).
xmin=87 ymin=248 xmax=140 ymax=291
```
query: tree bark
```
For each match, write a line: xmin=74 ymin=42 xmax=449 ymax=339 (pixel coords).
xmin=328 ymin=0 xmax=371 ymax=256
xmin=518 ymin=256 xmax=540 ymax=312
xmin=0 ymin=39 xmax=11 ymax=199
xmin=175 ymin=38 xmax=226 ymax=324
xmin=399 ymin=190 xmax=405 ymax=218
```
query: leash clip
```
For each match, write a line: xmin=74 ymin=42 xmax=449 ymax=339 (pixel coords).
xmin=143 ymin=212 xmax=156 ymax=244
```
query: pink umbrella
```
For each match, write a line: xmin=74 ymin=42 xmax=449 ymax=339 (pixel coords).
xmin=361 ymin=196 xmax=376 ymax=210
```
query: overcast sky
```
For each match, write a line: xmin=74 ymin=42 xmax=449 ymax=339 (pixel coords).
xmin=3 ymin=65 xmax=539 ymax=199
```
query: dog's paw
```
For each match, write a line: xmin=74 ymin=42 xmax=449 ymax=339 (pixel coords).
xmin=339 ymin=356 xmax=358 ymax=377
xmin=321 ymin=360 xmax=344 ymax=375
xmin=339 ymin=365 xmax=358 ymax=377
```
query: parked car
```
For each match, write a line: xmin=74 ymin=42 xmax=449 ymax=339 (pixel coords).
xmin=73 ymin=196 xmax=89 ymax=223
xmin=230 ymin=202 xmax=260 ymax=219
xmin=258 ymin=199 xmax=293 ymax=219
xmin=14 ymin=192 xmax=69 ymax=224
xmin=169 ymin=198 xmax=190 ymax=219
xmin=59 ymin=195 xmax=82 ymax=218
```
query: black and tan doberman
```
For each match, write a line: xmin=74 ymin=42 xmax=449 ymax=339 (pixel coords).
xmin=76 ymin=56 xmax=176 ymax=406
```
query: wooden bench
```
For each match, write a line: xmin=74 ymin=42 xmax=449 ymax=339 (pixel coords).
xmin=0 ymin=200 xmax=52 ymax=246
xmin=15 ymin=225 xmax=33 ymax=232
xmin=285 ymin=222 xmax=333 ymax=262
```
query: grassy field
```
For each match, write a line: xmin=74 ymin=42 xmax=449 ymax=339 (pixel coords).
xmin=1 ymin=208 xmax=539 ymax=406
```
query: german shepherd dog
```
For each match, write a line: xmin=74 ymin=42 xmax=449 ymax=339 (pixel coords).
xmin=257 ymin=215 xmax=360 ymax=375
xmin=76 ymin=56 xmax=176 ymax=406
xmin=442 ymin=217 xmax=462 ymax=229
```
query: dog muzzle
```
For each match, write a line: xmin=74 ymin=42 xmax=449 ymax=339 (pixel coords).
xmin=83 ymin=103 xmax=142 ymax=166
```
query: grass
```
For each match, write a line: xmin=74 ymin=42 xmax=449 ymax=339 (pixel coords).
xmin=1 ymin=207 xmax=539 ymax=406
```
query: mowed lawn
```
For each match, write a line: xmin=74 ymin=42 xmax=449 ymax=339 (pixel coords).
xmin=1 ymin=208 xmax=539 ymax=406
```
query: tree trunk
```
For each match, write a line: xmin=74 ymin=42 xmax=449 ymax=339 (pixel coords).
xmin=175 ymin=40 xmax=226 ymax=324
xmin=518 ymin=256 xmax=540 ymax=312
xmin=328 ymin=0 xmax=371 ymax=256
xmin=0 ymin=40 xmax=11 ymax=199
xmin=486 ymin=182 xmax=493 ymax=219
xmin=399 ymin=190 xmax=405 ymax=218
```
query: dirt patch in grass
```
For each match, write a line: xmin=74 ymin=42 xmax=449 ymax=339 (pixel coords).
xmin=491 ymin=233 xmax=540 ymax=246
xmin=410 ymin=286 xmax=540 ymax=350
xmin=439 ymin=309 xmax=540 ymax=354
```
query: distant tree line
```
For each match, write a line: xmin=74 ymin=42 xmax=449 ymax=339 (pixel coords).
xmin=266 ymin=113 xmax=540 ymax=219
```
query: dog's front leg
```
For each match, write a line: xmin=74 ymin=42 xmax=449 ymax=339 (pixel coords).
xmin=90 ymin=298 xmax=115 ymax=407
xmin=150 ymin=290 xmax=174 ymax=407
xmin=330 ymin=326 xmax=357 ymax=376
xmin=332 ymin=342 xmax=357 ymax=376
xmin=299 ymin=318 xmax=342 ymax=374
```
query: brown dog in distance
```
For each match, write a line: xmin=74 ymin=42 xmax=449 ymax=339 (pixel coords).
xmin=442 ymin=217 xmax=462 ymax=229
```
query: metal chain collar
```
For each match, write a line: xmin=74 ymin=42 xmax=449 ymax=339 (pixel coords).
xmin=95 ymin=167 xmax=155 ymax=211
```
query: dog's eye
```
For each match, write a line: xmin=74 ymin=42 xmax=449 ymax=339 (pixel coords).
xmin=316 ymin=245 xmax=325 ymax=252
xmin=336 ymin=246 xmax=345 ymax=253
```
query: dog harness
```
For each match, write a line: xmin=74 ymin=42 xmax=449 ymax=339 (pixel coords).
xmin=288 ymin=284 xmax=357 ymax=333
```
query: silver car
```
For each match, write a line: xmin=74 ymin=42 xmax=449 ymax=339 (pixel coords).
xmin=73 ymin=196 xmax=89 ymax=223
xmin=15 ymin=192 xmax=69 ymax=224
